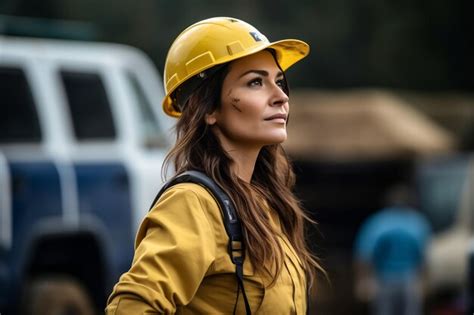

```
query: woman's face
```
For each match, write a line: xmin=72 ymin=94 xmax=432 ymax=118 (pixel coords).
xmin=208 ymin=50 xmax=289 ymax=151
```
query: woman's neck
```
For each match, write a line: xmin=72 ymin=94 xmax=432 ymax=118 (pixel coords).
xmin=217 ymin=139 xmax=260 ymax=182
xmin=228 ymin=148 xmax=260 ymax=183
xmin=210 ymin=128 xmax=261 ymax=183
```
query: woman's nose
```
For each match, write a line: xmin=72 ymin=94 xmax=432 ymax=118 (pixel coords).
xmin=270 ymin=85 xmax=289 ymax=107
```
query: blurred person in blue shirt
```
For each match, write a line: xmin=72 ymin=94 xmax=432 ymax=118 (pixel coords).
xmin=354 ymin=184 xmax=432 ymax=315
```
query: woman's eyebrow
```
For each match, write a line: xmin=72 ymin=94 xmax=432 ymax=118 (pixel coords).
xmin=239 ymin=69 xmax=268 ymax=78
xmin=238 ymin=70 xmax=284 ymax=78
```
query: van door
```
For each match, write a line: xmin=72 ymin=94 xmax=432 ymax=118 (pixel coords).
xmin=57 ymin=67 xmax=134 ymax=281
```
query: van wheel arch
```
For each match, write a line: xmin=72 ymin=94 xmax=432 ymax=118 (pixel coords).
xmin=22 ymin=231 xmax=109 ymax=312
xmin=20 ymin=275 xmax=95 ymax=315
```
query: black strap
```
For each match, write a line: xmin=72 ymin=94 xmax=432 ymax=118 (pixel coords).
xmin=150 ymin=170 xmax=251 ymax=314
xmin=234 ymin=255 xmax=252 ymax=315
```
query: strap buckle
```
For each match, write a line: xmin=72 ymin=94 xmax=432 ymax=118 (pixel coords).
xmin=229 ymin=236 xmax=244 ymax=265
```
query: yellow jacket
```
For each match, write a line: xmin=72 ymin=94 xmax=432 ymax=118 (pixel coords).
xmin=106 ymin=183 xmax=307 ymax=314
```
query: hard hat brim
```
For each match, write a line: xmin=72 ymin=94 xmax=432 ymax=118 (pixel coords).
xmin=162 ymin=38 xmax=310 ymax=118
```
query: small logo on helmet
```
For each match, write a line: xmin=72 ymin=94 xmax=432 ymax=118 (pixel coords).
xmin=249 ymin=31 xmax=264 ymax=42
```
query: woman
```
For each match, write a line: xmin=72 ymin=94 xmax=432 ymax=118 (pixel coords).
xmin=106 ymin=17 xmax=323 ymax=314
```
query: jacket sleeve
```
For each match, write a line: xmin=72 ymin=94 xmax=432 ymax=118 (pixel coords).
xmin=105 ymin=184 xmax=217 ymax=314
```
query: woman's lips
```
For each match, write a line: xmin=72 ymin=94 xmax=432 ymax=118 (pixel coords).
xmin=264 ymin=113 xmax=287 ymax=122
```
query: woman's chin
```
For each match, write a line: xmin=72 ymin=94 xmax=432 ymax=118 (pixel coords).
xmin=264 ymin=134 xmax=287 ymax=145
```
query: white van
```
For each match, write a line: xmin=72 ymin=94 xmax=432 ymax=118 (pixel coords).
xmin=0 ymin=35 xmax=173 ymax=314
xmin=416 ymin=154 xmax=473 ymax=310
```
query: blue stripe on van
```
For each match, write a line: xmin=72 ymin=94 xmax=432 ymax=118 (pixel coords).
xmin=74 ymin=163 xmax=134 ymax=279
xmin=7 ymin=161 xmax=63 ymax=298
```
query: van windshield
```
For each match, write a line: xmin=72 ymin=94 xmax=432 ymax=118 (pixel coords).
xmin=126 ymin=72 xmax=166 ymax=148
xmin=416 ymin=156 xmax=469 ymax=233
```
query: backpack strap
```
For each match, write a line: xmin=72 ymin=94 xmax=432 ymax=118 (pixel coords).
xmin=149 ymin=170 xmax=251 ymax=315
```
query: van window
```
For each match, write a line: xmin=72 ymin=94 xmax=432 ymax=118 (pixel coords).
xmin=417 ymin=157 xmax=468 ymax=232
xmin=126 ymin=72 xmax=166 ymax=148
xmin=0 ymin=66 xmax=41 ymax=143
xmin=60 ymin=71 xmax=116 ymax=140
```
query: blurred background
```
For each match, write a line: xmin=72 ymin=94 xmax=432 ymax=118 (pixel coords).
xmin=1 ymin=0 xmax=473 ymax=314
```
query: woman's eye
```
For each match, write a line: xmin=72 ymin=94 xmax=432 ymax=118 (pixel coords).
xmin=247 ymin=78 xmax=263 ymax=87
xmin=276 ymin=79 xmax=286 ymax=88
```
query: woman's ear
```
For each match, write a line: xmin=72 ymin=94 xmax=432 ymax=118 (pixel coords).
xmin=205 ymin=112 xmax=217 ymax=125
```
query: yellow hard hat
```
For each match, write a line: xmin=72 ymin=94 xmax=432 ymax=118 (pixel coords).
xmin=162 ymin=17 xmax=310 ymax=117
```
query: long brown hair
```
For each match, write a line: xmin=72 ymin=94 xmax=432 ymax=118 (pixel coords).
xmin=163 ymin=61 xmax=324 ymax=287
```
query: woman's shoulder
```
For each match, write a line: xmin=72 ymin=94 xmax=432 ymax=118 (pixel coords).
xmin=157 ymin=182 xmax=217 ymax=206
xmin=150 ymin=182 xmax=222 ymax=223
xmin=148 ymin=182 xmax=229 ymax=249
